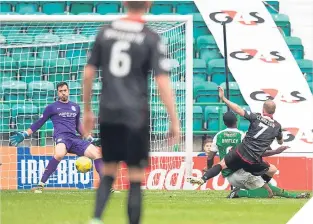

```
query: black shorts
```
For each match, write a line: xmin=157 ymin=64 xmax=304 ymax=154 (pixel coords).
xmin=224 ymin=148 xmax=270 ymax=176
xmin=100 ymin=123 xmax=149 ymax=168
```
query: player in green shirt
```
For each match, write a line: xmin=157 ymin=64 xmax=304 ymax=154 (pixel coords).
xmin=190 ymin=111 xmax=310 ymax=199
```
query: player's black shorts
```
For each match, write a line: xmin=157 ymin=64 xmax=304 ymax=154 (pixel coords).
xmin=99 ymin=123 xmax=149 ymax=168
xmin=224 ymin=147 xmax=270 ymax=176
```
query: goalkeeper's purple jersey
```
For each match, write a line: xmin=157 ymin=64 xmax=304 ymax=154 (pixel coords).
xmin=30 ymin=101 xmax=82 ymax=140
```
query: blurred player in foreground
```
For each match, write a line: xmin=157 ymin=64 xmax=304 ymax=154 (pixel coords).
xmin=204 ymin=111 xmax=310 ymax=199
xmin=83 ymin=1 xmax=180 ymax=224
xmin=9 ymin=82 xmax=115 ymax=193
xmin=188 ymin=87 xmax=283 ymax=186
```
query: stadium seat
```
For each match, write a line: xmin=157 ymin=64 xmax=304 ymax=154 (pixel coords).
xmin=11 ymin=47 xmax=33 ymax=61
xmin=0 ymin=35 xmax=5 ymax=45
xmin=78 ymin=12 xmax=100 ymax=15
xmin=272 ymin=14 xmax=291 ymax=36
xmin=6 ymin=33 xmax=33 ymax=44
xmin=173 ymin=82 xmax=186 ymax=103
xmin=38 ymin=46 xmax=59 ymax=60
xmin=92 ymin=82 xmax=101 ymax=103
xmin=43 ymin=58 xmax=71 ymax=74
xmin=150 ymin=1 xmax=173 ymax=14
xmin=297 ymin=59 xmax=313 ymax=93
xmin=285 ymin=36 xmax=304 ymax=59
xmin=208 ymin=59 xmax=235 ymax=85
xmin=35 ymin=34 xmax=60 ymax=43
xmin=42 ymin=2 xmax=66 ymax=15
xmin=70 ymin=2 xmax=94 ymax=15
xmin=176 ymin=1 xmax=199 ymax=14
xmin=28 ymin=81 xmax=55 ymax=101
xmin=193 ymin=59 xmax=207 ymax=82
xmin=193 ymin=106 xmax=203 ymax=131
xmin=54 ymin=26 xmax=76 ymax=36
xmin=0 ymin=104 xmax=10 ymax=132
xmin=0 ymin=25 xmax=20 ymax=37
xmin=0 ymin=56 xmax=17 ymax=70
xmin=1 ymin=80 xmax=27 ymax=101
xmin=96 ymin=2 xmax=120 ymax=14
xmin=194 ymin=81 xmax=219 ymax=102
xmin=239 ymin=105 xmax=251 ymax=131
xmin=0 ymin=12 xmax=19 ymax=15
xmin=72 ymin=57 xmax=87 ymax=73
xmin=0 ymin=3 xmax=12 ymax=12
xmin=11 ymin=104 xmax=39 ymax=131
xmin=60 ymin=34 xmax=88 ymax=56
xmin=193 ymin=13 xmax=210 ymax=39
xmin=197 ymin=35 xmax=222 ymax=63
xmin=0 ymin=71 xmax=17 ymax=82
xmin=27 ymin=27 xmax=50 ymax=37
xmin=204 ymin=106 xmax=227 ymax=131
xmin=220 ymin=82 xmax=246 ymax=105
xmin=15 ymin=2 xmax=39 ymax=14
xmin=52 ymin=12 xmax=73 ymax=15
xmin=265 ymin=1 xmax=279 ymax=14
xmin=68 ymin=81 xmax=81 ymax=103
xmin=151 ymin=105 xmax=168 ymax=133
xmin=20 ymin=68 xmax=43 ymax=84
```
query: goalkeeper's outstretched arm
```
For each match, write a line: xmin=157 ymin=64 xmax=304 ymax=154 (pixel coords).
xmin=10 ymin=105 xmax=52 ymax=146
xmin=218 ymin=87 xmax=245 ymax=117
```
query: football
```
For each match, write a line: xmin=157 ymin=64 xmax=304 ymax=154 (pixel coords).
xmin=75 ymin=156 xmax=92 ymax=173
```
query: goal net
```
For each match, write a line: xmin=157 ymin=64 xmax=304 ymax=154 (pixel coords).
xmin=0 ymin=15 xmax=193 ymax=191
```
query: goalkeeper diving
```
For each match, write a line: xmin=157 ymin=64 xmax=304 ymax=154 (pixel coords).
xmin=9 ymin=82 xmax=116 ymax=193
xmin=192 ymin=111 xmax=310 ymax=199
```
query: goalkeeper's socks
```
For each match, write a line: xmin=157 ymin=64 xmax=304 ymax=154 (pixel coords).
xmin=94 ymin=175 xmax=114 ymax=219
xmin=268 ymin=184 xmax=298 ymax=198
xmin=94 ymin=159 xmax=104 ymax=176
xmin=41 ymin=157 xmax=60 ymax=183
xmin=202 ymin=164 xmax=222 ymax=182
xmin=261 ymin=174 xmax=272 ymax=183
xmin=237 ymin=188 xmax=270 ymax=198
xmin=128 ymin=182 xmax=142 ymax=224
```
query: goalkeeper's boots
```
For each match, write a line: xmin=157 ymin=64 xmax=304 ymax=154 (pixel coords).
xmin=9 ymin=131 xmax=29 ymax=146
xmin=296 ymin=192 xmax=310 ymax=199
xmin=186 ymin=177 xmax=205 ymax=186
xmin=34 ymin=182 xmax=45 ymax=194
xmin=110 ymin=188 xmax=121 ymax=193
xmin=227 ymin=187 xmax=240 ymax=199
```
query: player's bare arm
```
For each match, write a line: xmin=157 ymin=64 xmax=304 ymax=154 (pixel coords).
xmin=156 ymin=75 xmax=180 ymax=143
xmin=218 ymin=87 xmax=245 ymax=116
xmin=82 ymin=64 xmax=96 ymax=137
xmin=263 ymin=146 xmax=289 ymax=157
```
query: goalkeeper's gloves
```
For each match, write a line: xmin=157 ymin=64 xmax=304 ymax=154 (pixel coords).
xmin=86 ymin=136 xmax=101 ymax=147
xmin=10 ymin=131 xmax=29 ymax=147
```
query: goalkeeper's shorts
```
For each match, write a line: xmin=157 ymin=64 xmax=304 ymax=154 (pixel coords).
xmin=99 ymin=123 xmax=149 ymax=168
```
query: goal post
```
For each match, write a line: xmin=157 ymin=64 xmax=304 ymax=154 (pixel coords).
xmin=0 ymin=15 xmax=193 ymax=190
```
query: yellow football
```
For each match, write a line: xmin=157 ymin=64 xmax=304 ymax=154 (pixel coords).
xmin=75 ymin=156 xmax=92 ymax=173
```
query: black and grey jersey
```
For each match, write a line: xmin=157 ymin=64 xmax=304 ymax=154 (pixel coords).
xmin=88 ymin=18 xmax=170 ymax=128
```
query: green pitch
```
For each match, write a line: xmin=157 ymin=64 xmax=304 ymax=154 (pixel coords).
xmin=1 ymin=190 xmax=309 ymax=224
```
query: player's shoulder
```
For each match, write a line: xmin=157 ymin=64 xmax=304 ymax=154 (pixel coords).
xmin=143 ymin=26 xmax=161 ymax=42
xmin=273 ymin=119 xmax=282 ymax=128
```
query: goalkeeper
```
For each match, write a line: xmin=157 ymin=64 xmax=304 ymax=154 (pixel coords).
xmin=9 ymin=82 xmax=114 ymax=193
xmin=202 ymin=111 xmax=310 ymax=199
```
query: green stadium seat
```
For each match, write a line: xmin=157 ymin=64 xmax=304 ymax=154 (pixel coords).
xmin=0 ymin=71 xmax=17 ymax=82
xmin=68 ymin=81 xmax=81 ymax=103
xmin=197 ymin=35 xmax=222 ymax=63
xmin=60 ymin=34 xmax=88 ymax=56
xmin=220 ymin=82 xmax=246 ymax=105
xmin=42 ymin=2 xmax=66 ymax=15
xmin=7 ymin=33 xmax=33 ymax=44
xmin=239 ymin=105 xmax=251 ymax=131
xmin=35 ymin=34 xmax=60 ymax=43
xmin=193 ymin=13 xmax=210 ymax=39
xmin=193 ymin=106 xmax=203 ymax=131
xmin=25 ymin=12 xmax=46 ymax=15
xmin=52 ymin=12 xmax=73 ymax=15
xmin=12 ymin=103 xmax=39 ymax=131
xmin=173 ymin=82 xmax=186 ymax=104
xmin=150 ymin=1 xmax=174 ymax=14
xmin=1 ymin=80 xmax=27 ymax=101
xmin=297 ymin=59 xmax=313 ymax=81
xmin=54 ymin=26 xmax=76 ymax=36
xmin=27 ymin=27 xmax=50 ymax=36
xmin=0 ymin=104 xmax=10 ymax=132
xmin=11 ymin=47 xmax=33 ymax=61
xmin=204 ymin=106 xmax=227 ymax=131
xmin=193 ymin=81 xmax=218 ymax=102
xmin=265 ymin=1 xmax=279 ymax=14
xmin=0 ymin=12 xmax=19 ymax=15
xmin=70 ymin=2 xmax=94 ymax=15
xmin=0 ymin=56 xmax=17 ymax=70
xmin=208 ymin=59 xmax=235 ymax=85
xmin=72 ymin=57 xmax=87 ymax=74
xmin=285 ymin=36 xmax=304 ymax=59
xmin=0 ymin=35 xmax=5 ymax=45
xmin=0 ymin=3 xmax=12 ymax=12
xmin=0 ymin=25 xmax=20 ymax=37
xmin=272 ymin=14 xmax=291 ymax=36
xmin=15 ymin=3 xmax=39 ymax=14
xmin=193 ymin=59 xmax=207 ymax=82
xmin=47 ymin=73 xmax=71 ymax=84
xmin=19 ymin=58 xmax=44 ymax=84
xmin=78 ymin=12 xmax=100 ymax=15
xmin=28 ymin=81 xmax=55 ymax=101
xmin=176 ymin=1 xmax=199 ymax=14
xmin=92 ymin=82 xmax=101 ymax=103
xmin=43 ymin=58 xmax=71 ymax=74
xmin=151 ymin=105 xmax=168 ymax=133
xmin=96 ymin=2 xmax=120 ymax=15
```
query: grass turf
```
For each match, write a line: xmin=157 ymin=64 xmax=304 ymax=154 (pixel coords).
xmin=1 ymin=190 xmax=309 ymax=224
